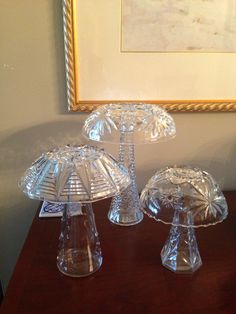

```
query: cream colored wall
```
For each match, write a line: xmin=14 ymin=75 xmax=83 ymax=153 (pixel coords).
xmin=0 ymin=0 xmax=236 ymax=291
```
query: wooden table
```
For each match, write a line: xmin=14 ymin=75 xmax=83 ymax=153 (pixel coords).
xmin=1 ymin=192 xmax=236 ymax=314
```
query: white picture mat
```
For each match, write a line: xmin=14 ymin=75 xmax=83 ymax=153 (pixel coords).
xmin=76 ymin=0 xmax=236 ymax=101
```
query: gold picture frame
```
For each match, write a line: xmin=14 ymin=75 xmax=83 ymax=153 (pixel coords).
xmin=63 ymin=0 xmax=236 ymax=112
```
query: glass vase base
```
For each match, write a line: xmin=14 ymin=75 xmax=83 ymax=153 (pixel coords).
xmin=57 ymin=249 xmax=102 ymax=277
xmin=160 ymin=221 xmax=203 ymax=273
xmin=108 ymin=210 xmax=143 ymax=226
xmin=161 ymin=256 xmax=202 ymax=273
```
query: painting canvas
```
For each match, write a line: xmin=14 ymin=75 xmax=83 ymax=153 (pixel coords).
xmin=122 ymin=0 xmax=236 ymax=52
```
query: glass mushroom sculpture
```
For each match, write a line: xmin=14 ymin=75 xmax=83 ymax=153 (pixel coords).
xmin=140 ymin=165 xmax=228 ymax=273
xmin=19 ymin=145 xmax=130 ymax=277
xmin=82 ymin=104 xmax=176 ymax=226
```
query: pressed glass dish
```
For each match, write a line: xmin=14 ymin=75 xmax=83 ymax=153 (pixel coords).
xmin=19 ymin=145 xmax=131 ymax=277
xmin=83 ymin=104 xmax=176 ymax=226
xmin=140 ymin=165 xmax=228 ymax=273
xmin=19 ymin=145 xmax=130 ymax=203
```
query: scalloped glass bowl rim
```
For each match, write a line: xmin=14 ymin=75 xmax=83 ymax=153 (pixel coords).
xmin=142 ymin=207 xmax=228 ymax=228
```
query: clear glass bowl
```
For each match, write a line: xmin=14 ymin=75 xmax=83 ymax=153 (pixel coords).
xmin=19 ymin=145 xmax=131 ymax=203
xmin=19 ymin=145 xmax=131 ymax=277
xmin=82 ymin=103 xmax=176 ymax=144
xmin=82 ymin=104 xmax=176 ymax=226
xmin=140 ymin=165 xmax=228 ymax=227
xmin=140 ymin=165 xmax=228 ymax=273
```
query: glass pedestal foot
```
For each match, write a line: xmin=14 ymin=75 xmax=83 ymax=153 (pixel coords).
xmin=108 ymin=139 xmax=143 ymax=226
xmin=57 ymin=203 xmax=102 ymax=277
xmin=161 ymin=223 xmax=202 ymax=273
xmin=108 ymin=191 xmax=143 ymax=226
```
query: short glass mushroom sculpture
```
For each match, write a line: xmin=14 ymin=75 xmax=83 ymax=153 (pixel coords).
xmin=82 ymin=103 xmax=176 ymax=226
xmin=140 ymin=165 xmax=228 ymax=273
xmin=19 ymin=145 xmax=130 ymax=277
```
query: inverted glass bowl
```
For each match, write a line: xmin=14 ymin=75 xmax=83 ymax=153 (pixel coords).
xmin=82 ymin=104 xmax=176 ymax=226
xmin=82 ymin=103 xmax=176 ymax=144
xmin=140 ymin=165 xmax=228 ymax=273
xmin=19 ymin=145 xmax=131 ymax=277
xmin=140 ymin=165 xmax=228 ymax=227
xmin=19 ymin=145 xmax=131 ymax=203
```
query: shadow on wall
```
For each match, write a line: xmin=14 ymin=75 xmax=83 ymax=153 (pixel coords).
xmin=135 ymin=137 xmax=236 ymax=192
xmin=0 ymin=119 xmax=89 ymax=291
xmin=0 ymin=119 xmax=89 ymax=171
xmin=188 ymin=140 xmax=236 ymax=190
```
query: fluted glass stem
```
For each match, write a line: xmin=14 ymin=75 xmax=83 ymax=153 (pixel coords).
xmin=108 ymin=132 xmax=143 ymax=226
xmin=161 ymin=211 xmax=202 ymax=273
xmin=57 ymin=202 xmax=102 ymax=277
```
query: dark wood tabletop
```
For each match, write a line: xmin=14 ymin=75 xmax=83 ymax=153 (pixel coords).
xmin=1 ymin=191 xmax=236 ymax=314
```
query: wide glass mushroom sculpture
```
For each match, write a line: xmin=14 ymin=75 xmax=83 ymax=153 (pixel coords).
xmin=19 ymin=145 xmax=130 ymax=277
xmin=140 ymin=165 xmax=228 ymax=273
xmin=82 ymin=104 xmax=176 ymax=226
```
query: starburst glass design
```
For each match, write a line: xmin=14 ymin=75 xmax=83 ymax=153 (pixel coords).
xmin=141 ymin=165 xmax=227 ymax=227
xmin=156 ymin=186 xmax=183 ymax=209
xmin=140 ymin=165 xmax=228 ymax=273
xmin=19 ymin=145 xmax=131 ymax=277
xmin=83 ymin=104 xmax=176 ymax=226
xmin=83 ymin=104 xmax=176 ymax=144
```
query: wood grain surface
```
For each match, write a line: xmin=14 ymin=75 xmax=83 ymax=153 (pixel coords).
xmin=1 ymin=192 xmax=236 ymax=314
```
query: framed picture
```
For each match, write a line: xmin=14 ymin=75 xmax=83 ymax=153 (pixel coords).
xmin=62 ymin=0 xmax=236 ymax=112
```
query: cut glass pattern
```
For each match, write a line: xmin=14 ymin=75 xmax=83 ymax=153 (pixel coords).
xmin=83 ymin=104 xmax=176 ymax=226
xmin=57 ymin=203 xmax=102 ymax=277
xmin=108 ymin=139 xmax=143 ymax=225
xmin=140 ymin=165 xmax=228 ymax=273
xmin=82 ymin=103 xmax=176 ymax=144
xmin=19 ymin=145 xmax=131 ymax=203
xmin=19 ymin=145 xmax=131 ymax=277
xmin=141 ymin=165 xmax=228 ymax=227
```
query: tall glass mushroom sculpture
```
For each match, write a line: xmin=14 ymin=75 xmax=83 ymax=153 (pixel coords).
xmin=140 ymin=165 xmax=228 ymax=273
xmin=19 ymin=145 xmax=130 ymax=277
xmin=82 ymin=104 xmax=176 ymax=226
